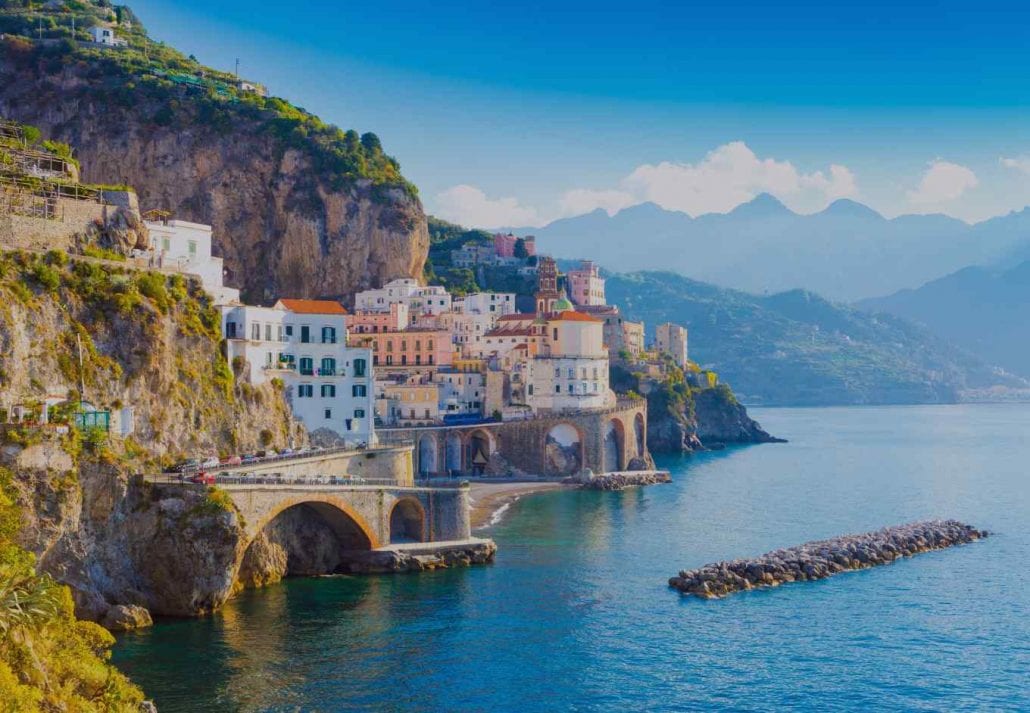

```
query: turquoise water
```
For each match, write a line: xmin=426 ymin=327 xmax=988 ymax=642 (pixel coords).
xmin=112 ymin=405 xmax=1030 ymax=711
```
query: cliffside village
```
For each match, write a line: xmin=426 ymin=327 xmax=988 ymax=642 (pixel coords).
xmin=145 ymin=220 xmax=692 ymax=456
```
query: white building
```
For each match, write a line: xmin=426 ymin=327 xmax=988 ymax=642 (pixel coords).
xmin=143 ymin=219 xmax=239 ymax=304
xmin=221 ymin=299 xmax=375 ymax=445
xmin=88 ymin=26 xmax=128 ymax=46
xmin=656 ymin=322 xmax=689 ymax=367
xmin=455 ymin=292 xmax=516 ymax=316
xmin=435 ymin=369 xmax=486 ymax=417
xmin=353 ymin=278 xmax=452 ymax=319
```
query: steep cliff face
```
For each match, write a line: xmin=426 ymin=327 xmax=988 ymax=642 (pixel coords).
xmin=0 ymin=250 xmax=298 ymax=620
xmin=0 ymin=38 xmax=428 ymax=303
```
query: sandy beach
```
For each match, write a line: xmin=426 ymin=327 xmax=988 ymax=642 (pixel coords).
xmin=468 ymin=482 xmax=569 ymax=529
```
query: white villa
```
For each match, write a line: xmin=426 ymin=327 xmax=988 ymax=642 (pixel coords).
xmin=221 ymin=299 xmax=375 ymax=445
xmin=142 ymin=219 xmax=239 ymax=304
xmin=354 ymin=278 xmax=452 ymax=319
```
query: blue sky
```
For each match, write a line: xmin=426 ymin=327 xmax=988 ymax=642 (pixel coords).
xmin=132 ymin=0 xmax=1030 ymax=226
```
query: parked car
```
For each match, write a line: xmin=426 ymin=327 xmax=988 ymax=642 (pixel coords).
xmin=241 ymin=454 xmax=259 ymax=464
xmin=221 ymin=455 xmax=242 ymax=466
xmin=200 ymin=456 xmax=220 ymax=469
xmin=169 ymin=458 xmax=199 ymax=473
xmin=281 ymin=448 xmax=295 ymax=456
xmin=189 ymin=471 xmax=215 ymax=485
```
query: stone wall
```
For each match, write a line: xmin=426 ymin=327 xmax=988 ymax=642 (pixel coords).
xmin=221 ymin=445 xmax=414 ymax=486
xmin=0 ymin=191 xmax=147 ymax=253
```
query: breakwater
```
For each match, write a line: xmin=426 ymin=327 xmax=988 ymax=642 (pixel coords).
xmin=669 ymin=520 xmax=988 ymax=599
xmin=582 ymin=470 xmax=672 ymax=491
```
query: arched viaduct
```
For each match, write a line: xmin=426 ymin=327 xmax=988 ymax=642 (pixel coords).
xmin=380 ymin=397 xmax=650 ymax=478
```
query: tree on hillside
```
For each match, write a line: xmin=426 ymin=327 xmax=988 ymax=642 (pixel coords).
xmin=514 ymin=238 xmax=528 ymax=258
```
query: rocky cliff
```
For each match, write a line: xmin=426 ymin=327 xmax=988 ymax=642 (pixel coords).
xmin=611 ymin=364 xmax=780 ymax=452
xmin=0 ymin=250 xmax=297 ymax=621
xmin=0 ymin=32 xmax=428 ymax=304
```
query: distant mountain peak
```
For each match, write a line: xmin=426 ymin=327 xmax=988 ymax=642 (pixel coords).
xmin=727 ymin=192 xmax=792 ymax=217
xmin=821 ymin=198 xmax=883 ymax=220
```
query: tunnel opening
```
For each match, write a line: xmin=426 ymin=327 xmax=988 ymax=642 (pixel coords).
xmin=389 ymin=499 xmax=426 ymax=544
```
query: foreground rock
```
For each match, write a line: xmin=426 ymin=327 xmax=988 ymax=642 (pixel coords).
xmin=345 ymin=540 xmax=497 ymax=574
xmin=581 ymin=471 xmax=672 ymax=491
xmin=101 ymin=604 xmax=154 ymax=632
xmin=669 ymin=520 xmax=988 ymax=599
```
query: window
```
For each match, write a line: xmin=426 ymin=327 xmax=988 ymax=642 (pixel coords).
xmin=386 ymin=340 xmax=393 ymax=352
xmin=553 ymin=328 xmax=558 ymax=341
xmin=554 ymin=385 xmax=561 ymax=393
xmin=386 ymin=355 xmax=393 ymax=366
xmin=187 ymin=240 xmax=197 ymax=257
xmin=299 ymin=357 xmax=313 ymax=376
xmin=265 ymin=324 xmax=272 ymax=342
xmin=415 ymin=340 xmax=421 ymax=351
xmin=415 ymin=354 xmax=422 ymax=365
xmin=428 ymin=354 xmax=434 ymax=365
xmin=251 ymin=322 xmax=260 ymax=341
xmin=354 ymin=358 xmax=367 ymax=377
xmin=322 ymin=326 xmax=336 ymax=344
xmin=298 ymin=384 xmax=313 ymax=398
xmin=320 ymin=357 xmax=336 ymax=375
xmin=568 ymin=384 xmax=574 ymax=393
xmin=554 ymin=368 xmax=561 ymax=378
xmin=401 ymin=355 xmax=407 ymax=365
xmin=161 ymin=237 xmax=170 ymax=251
xmin=277 ymin=325 xmax=284 ymax=342
xmin=324 ymin=409 xmax=332 ymax=419
xmin=568 ymin=368 xmax=575 ymax=379
xmin=352 ymin=385 xmax=368 ymax=397
xmin=528 ymin=384 xmax=534 ymax=395
xmin=300 ymin=326 xmax=310 ymax=343
xmin=321 ymin=384 xmax=336 ymax=398
xmin=424 ymin=408 xmax=431 ymax=418
xmin=354 ymin=409 xmax=365 ymax=418
xmin=285 ymin=325 xmax=293 ymax=337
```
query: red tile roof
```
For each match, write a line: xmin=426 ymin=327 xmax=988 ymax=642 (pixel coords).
xmin=549 ymin=310 xmax=602 ymax=323
xmin=277 ymin=299 xmax=348 ymax=315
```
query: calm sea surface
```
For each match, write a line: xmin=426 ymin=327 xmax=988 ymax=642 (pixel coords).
xmin=112 ymin=405 xmax=1030 ymax=711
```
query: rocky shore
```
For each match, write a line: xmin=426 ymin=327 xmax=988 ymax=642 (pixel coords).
xmin=669 ymin=520 xmax=988 ymax=599
xmin=581 ymin=471 xmax=672 ymax=491
xmin=345 ymin=540 xmax=497 ymax=574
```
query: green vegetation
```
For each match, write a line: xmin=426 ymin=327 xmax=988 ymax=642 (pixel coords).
xmin=0 ymin=1 xmax=415 ymax=195
xmin=606 ymin=271 xmax=1024 ymax=406
xmin=0 ymin=466 xmax=146 ymax=710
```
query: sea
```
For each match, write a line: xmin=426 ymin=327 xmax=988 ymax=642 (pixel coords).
xmin=111 ymin=404 xmax=1030 ymax=711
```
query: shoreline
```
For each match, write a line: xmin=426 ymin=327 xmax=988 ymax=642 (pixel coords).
xmin=469 ymin=482 xmax=568 ymax=529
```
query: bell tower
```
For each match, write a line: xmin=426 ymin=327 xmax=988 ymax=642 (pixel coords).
xmin=535 ymin=256 xmax=560 ymax=313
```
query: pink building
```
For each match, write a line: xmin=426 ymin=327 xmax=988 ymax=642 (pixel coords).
xmin=345 ymin=303 xmax=411 ymax=334
xmin=567 ymin=260 xmax=606 ymax=306
xmin=352 ymin=329 xmax=453 ymax=368
xmin=494 ymin=232 xmax=517 ymax=257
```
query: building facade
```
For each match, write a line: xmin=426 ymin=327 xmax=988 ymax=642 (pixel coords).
xmin=143 ymin=219 xmax=239 ymax=304
xmin=567 ymin=260 xmax=606 ymax=306
xmin=354 ymin=278 xmax=452 ymax=318
xmin=656 ymin=322 xmax=689 ymax=367
xmin=221 ymin=299 xmax=375 ymax=444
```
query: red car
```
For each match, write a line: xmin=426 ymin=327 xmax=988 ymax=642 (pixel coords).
xmin=189 ymin=471 xmax=215 ymax=485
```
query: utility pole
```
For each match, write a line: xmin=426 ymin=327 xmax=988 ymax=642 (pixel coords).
xmin=76 ymin=332 xmax=86 ymax=405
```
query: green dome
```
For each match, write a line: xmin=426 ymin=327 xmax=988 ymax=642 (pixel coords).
xmin=553 ymin=295 xmax=573 ymax=311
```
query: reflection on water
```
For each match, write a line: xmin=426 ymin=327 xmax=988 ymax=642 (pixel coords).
xmin=114 ymin=405 xmax=1030 ymax=712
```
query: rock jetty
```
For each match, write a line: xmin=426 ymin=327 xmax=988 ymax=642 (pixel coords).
xmin=669 ymin=520 xmax=988 ymax=599
xmin=582 ymin=471 xmax=672 ymax=491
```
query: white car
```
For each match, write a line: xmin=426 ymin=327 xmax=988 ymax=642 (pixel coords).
xmin=200 ymin=456 xmax=220 ymax=469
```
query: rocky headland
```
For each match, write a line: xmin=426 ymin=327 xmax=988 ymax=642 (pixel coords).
xmin=580 ymin=471 xmax=672 ymax=491
xmin=669 ymin=520 xmax=988 ymax=599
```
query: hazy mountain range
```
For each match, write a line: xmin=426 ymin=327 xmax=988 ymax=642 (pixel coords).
xmin=604 ymin=272 xmax=1026 ymax=406
xmin=859 ymin=261 xmax=1030 ymax=380
xmin=509 ymin=196 xmax=1030 ymax=302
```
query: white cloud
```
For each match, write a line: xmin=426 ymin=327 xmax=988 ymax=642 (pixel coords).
xmin=1000 ymin=155 xmax=1030 ymax=174
xmin=906 ymin=160 xmax=978 ymax=205
xmin=557 ymin=188 xmax=637 ymax=217
xmin=618 ymin=141 xmax=858 ymax=216
xmin=434 ymin=184 xmax=540 ymax=228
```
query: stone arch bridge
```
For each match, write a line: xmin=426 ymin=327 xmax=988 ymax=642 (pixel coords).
xmin=380 ymin=397 xmax=650 ymax=478
xmin=222 ymin=482 xmax=473 ymax=549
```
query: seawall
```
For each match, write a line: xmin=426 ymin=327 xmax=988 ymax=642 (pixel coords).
xmin=669 ymin=520 xmax=988 ymax=599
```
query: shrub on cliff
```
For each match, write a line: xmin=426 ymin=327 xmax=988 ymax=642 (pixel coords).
xmin=0 ymin=467 xmax=146 ymax=710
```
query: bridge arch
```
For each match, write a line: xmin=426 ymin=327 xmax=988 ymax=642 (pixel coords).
xmin=247 ymin=495 xmax=380 ymax=550
xmin=389 ymin=497 xmax=427 ymax=543
xmin=467 ymin=428 xmax=495 ymax=475
xmin=544 ymin=422 xmax=585 ymax=476
xmin=603 ymin=418 xmax=626 ymax=472
xmin=445 ymin=432 xmax=463 ymax=475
